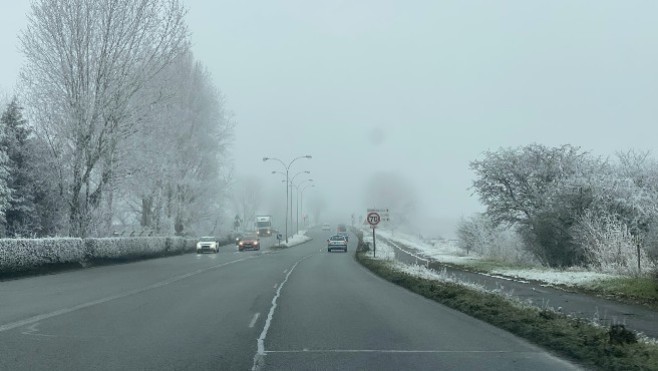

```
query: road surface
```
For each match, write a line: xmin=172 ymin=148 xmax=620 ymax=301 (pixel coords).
xmin=0 ymin=229 xmax=581 ymax=370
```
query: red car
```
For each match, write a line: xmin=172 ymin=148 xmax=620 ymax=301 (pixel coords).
xmin=238 ymin=233 xmax=261 ymax=251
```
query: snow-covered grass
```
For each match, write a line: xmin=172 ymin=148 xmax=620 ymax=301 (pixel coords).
xmin=392 ymin=261 xmax=486 ymax=292
xmin=377 ymin=229 xmax=624 ymax=288
xmin=377 ymin=229 xmax=481 ymax=265
xmin=277 ymin=230 xmax=312 ymax=248
xmin=362 ymin=232 xmax=395 ymax=260
xmin=489 ymin=267 xmax=619 ymax=287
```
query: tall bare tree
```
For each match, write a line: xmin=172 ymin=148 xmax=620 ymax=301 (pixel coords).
xmin=20 ymin=0 xmax=189 ymax=237
xmin=120 ymin=52 xmax=234 ymax=236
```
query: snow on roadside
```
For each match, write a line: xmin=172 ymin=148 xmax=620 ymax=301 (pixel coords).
xmin=392 ymin=261 xmax=486 ymax=292
xmin=377 ymin=229 xmax=621 ymax=287
xmin=489 ymin=268 xmax=619 ymax=287
xmin=278 ymin=230 xmax=311 ymax=247
xmin=376 ymin=229 xmax=481 ymax=265
xmin=362 ymin=230 xmax=395 ymax=260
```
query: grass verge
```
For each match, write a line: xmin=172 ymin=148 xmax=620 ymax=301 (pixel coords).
xmin=581 ymin=277 xmax=658 ymax=309
xmin=356 ymin=252 xmax=658 ymax=371
xmin=389 ymin=238 xmax=658 ymax=311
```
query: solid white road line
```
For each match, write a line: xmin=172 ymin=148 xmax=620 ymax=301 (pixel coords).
xmin=252 ymin=256 xmax=310 ymax=371
xmin=264 ymin=349 xmax=541 ymax=354
xmin=0 ymin=257 xmax=253 ymax=333
xmin=248 ymin=313 xmax=261 ymax=328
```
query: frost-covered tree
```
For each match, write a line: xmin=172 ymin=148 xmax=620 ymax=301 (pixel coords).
xmin=230 ymin=176 xmax=263 ymax=232
xmin=20 ymin=0 xmax=189 ymax=237
xmin=0 ymin=119 xmax=10 ymax=231
xmin=120 ymin=53 xmax=233 ymax=236
xmin=0 ymin=97 xmax=37 ymax=236
xmin=470 ymin=144 xmax=591 ymax=266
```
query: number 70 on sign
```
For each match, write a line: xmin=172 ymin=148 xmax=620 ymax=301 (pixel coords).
xmin=367 ymin=212 xmax=381 ymax=226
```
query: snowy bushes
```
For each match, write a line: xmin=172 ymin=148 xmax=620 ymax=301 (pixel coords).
xmin=457 ymin=214 xmax=537 ymax=265
xmin=0 ymin=238 xmax=85 ymax=272
xmin=572 ymin=211 xmax=655 ymax=276
xmin=84 ymin=237 xmax=194 ymax=260
xmin=0 ymin=237 xmax=196 ymax=274
xmin=468 ymin=145 xmax=658 ymax=275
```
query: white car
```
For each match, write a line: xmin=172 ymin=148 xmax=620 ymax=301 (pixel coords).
xmin=327 ymin=235 xmax=348 ymax=253
xmin=196 ymin=236 xmax=220 ymax=253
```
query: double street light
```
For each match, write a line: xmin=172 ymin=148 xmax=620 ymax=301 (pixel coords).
xmin=298 ymin=181 xmax=315 ymax=232
xmin=263 ymin=155 xmax=312 ymax=243
xmin=274 ymin=170 xmax=310 ymax=238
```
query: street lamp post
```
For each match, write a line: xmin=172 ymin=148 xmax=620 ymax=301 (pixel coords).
xmin=294 ymin=179 xmax=313 ymax=234
xmin=297 ymin=179 xmax=315 ymax=233
xmin=263 ymin=155 xmax=312 ymax=243
xmin=274 ymin=170 xmax=310 ymax=237
xmin=289 ymin=172 xmax=310 ymax=236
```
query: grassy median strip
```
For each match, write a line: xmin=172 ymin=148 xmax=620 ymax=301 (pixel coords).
xmin=356 ymin=252 xmax=658 ymax=371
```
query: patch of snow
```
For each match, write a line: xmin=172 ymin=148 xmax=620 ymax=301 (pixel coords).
xmin=391 ymin=261 xmax=486 ymax=292
xmin=376 ymin=229 xmax=481 ymax=265
xmin=490 ymin=268 xmax=619 ymax=287
xmin=376 ymin=228 xmax=621 ymax=288
xmin=363 ymin=233 xmax=395 ymax=260
xmin=278 ymin=231 xmax=312 ymax=247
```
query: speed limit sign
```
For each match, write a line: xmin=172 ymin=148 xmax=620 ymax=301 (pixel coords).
xmin=367 ymin=212 xmax=381 ymax=226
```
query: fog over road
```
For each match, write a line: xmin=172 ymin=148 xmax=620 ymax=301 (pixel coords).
xmin=0 ymin=229 xmax=580 ymax=370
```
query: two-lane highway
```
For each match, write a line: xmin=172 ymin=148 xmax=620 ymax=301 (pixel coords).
xmin=0 ymin=229 xmax=581 ymax=370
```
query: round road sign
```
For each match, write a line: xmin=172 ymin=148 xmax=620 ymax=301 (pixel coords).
xmin=367 ymin=212 xmax=381 ymax=226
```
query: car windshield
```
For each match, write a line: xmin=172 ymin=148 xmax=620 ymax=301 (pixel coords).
xmin=3 ymin=2 xmax=656 ymax=370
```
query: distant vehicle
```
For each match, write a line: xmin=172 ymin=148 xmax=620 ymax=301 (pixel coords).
xmin=256 ymin=215 xmax=273 ymax=237
xmin=338 ymin=231 xmax=349 ymax=242
xmin=337 ymin=224 xmax=347 ymax=233
xmin=232 ymin=232 xmax=244 ymax=244
xmin=238 ymin=233 xmax=261 ymax=251
xmin=321 ymin=223 xmax=331 ymax=231
xmin=327 ymin=234 xmax=348 ymax=253
xmin=196 ymin=236 xmax=220 ymax=254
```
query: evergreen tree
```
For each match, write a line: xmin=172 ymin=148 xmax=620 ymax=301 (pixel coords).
xmin=0 ymin=97 xmax=35 ymax=236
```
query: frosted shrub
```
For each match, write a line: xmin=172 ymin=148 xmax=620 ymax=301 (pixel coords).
xmin=0 ymin=238 xmax=85 ymax=272
xmin=457 ymin=214 xmax=538 ymax=265
xmin=85 ymin=237 xmax=170 ymax=259
xmin=573 ymin=211 xmax=655 ymax=276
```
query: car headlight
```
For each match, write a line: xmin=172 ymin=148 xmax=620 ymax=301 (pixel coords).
xmin=196 ymin=242 xmax=201 ymax=249
xmin=254 ymin=241 xmax=259 ymax=245
xmin=239 ymin=241 xmax=244 ymax=246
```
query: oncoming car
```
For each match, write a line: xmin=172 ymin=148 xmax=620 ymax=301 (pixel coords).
xmin=238 ymin=233 xmax=261 ymax=251
xmin=327 ymin=234 xmax=348 ymax=253
xmin=196 ymin=236 xmax=220 ymax=254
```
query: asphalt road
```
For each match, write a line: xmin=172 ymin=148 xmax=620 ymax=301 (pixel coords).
xmin=0 ymin=229 xmax=581 ymax=370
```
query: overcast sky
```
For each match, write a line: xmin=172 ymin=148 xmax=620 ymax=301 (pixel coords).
xmin=2 ymin=1 xmax=658 ymax=237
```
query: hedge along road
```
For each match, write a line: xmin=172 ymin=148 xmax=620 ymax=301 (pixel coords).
xmin=0 ymin=228 xmax=581 ymax=370
xmin=382 ymin=235 xmax=658 ymax=339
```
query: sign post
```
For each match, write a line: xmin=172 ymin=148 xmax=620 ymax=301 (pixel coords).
xmin=367 ymin=211 xmax=381 ymax=257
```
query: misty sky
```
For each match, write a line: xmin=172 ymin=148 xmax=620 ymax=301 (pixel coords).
xmin=1 ymin=1 xmax=658 ymax=237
